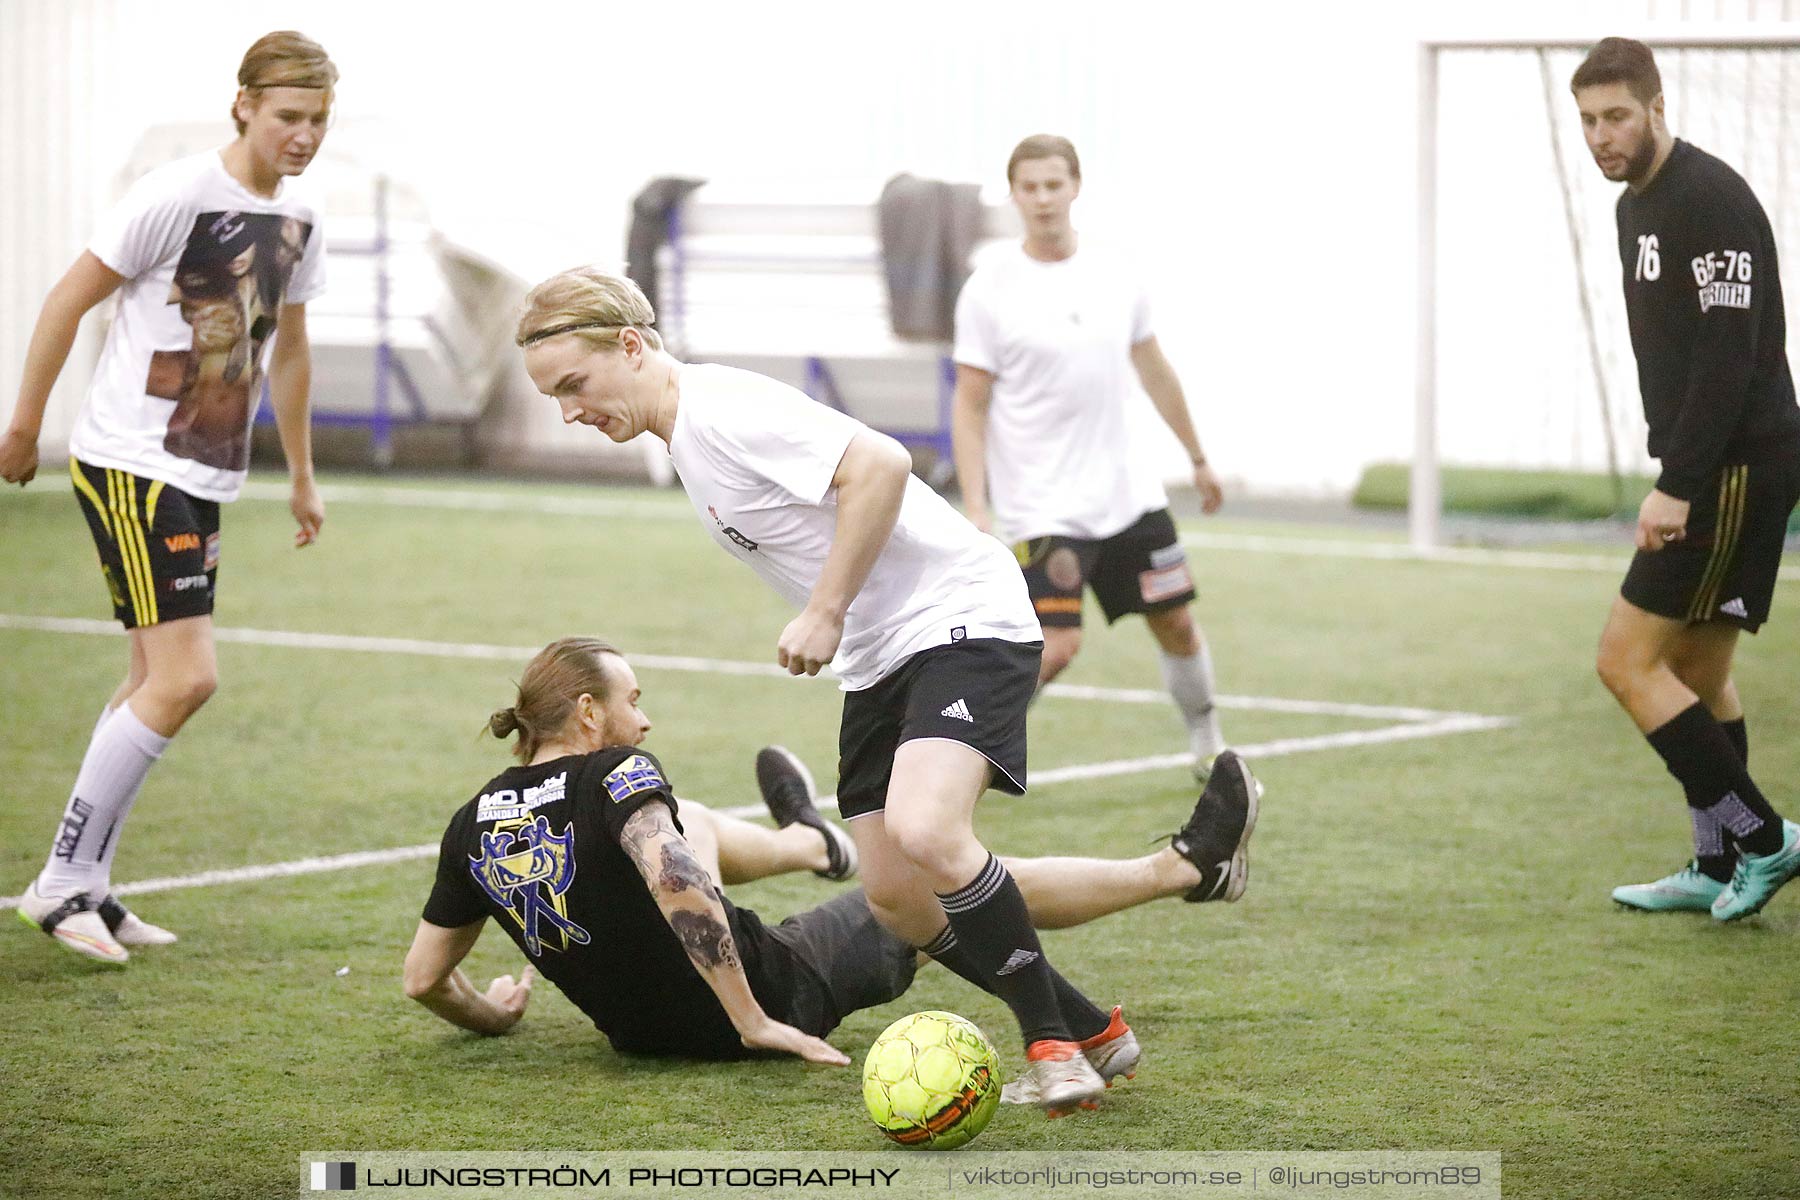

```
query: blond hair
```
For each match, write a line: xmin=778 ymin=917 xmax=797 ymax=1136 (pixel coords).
xmin=234 ymin=31 xmax=338 ymax=134
xmin=515 ymin=266 xmax=664 ymax=352
xmin=488 ymin=637 xmax=623 ymax=763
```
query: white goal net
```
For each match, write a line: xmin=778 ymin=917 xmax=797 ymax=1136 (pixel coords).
xmin=1415 ymin=32 xmax=1800 ymax=545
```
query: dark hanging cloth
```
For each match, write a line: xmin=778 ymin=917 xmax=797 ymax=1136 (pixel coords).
xmin=877 ymin=173 xmax=982 ymax=340
xmin=626 ymin=176 xmax=707 ymax=315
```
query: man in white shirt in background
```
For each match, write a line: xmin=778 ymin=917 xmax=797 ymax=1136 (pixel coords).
xmin=2 ymin=31 xmax=336 ymax=964
xmin=952 ymin=134 xmax=1234 ymax=780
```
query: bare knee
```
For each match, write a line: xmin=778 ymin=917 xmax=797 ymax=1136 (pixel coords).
xmin=1594 ymin=637 xmax=1649 ymax=704
xmin=1039 ymin=629 xmax=1083 ymax=684
xmin=1146 ymin=606 xmax=1200 ymax=656
xmin=884 ymin=807 xmax=970 ymax=879
xmin=147 ymin=662 xmax=218 ymax=718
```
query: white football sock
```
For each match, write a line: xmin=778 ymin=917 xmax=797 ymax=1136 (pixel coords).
xmin=37 ymin=702 xmax=170 ymax=899
xmin=1160 ymin=645 xmax=1224 ymax=761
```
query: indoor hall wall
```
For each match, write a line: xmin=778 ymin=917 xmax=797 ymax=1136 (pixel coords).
xmin=7 ymin=0 xmax=1795 ymax=494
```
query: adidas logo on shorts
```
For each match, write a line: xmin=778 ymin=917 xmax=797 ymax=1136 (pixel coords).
xmin=1720 ymin=597 xmax=1749 ymax=618
xmin=940 ymin=698 xmax=975 ymax=723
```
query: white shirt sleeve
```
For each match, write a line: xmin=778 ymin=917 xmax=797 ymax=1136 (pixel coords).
xmin=87 ymin=171 xmax=191 ymax=281
xmin=284 ymin=215 xmax=328 ymax=305
xmin=951 ymin=273 xmax=999 ymax=374
xmin=1130 ymin=277 xmax=1153 ymax=346
xmin=705 ymin=385 xmax=861 ymax=505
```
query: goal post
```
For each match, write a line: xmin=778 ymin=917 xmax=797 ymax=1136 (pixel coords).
xmin=1414 ymin=27 xmax=1800 ymax=550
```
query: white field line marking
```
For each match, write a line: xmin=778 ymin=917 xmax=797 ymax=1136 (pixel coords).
xmin=0 ymin=715 xmax=1515 ymax=912
xmin=0 ymin=613 xmax=1480 ymax=722
xmin=239 ymin=480 xmax=693 ymax=520
xmin=236 ymin=478 xmax=1799 ymax=580
xmin=1179 ymin=529 xmax=1800 ymax=581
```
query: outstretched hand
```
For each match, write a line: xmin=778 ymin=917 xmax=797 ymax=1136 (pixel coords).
xmin=739 ymin=1016 xmax=850 ymax=1065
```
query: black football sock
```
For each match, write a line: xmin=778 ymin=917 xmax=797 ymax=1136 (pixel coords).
xmin=919 ymin=924 xmax=1110 ymax=1041
xmin=1647 ymin=703 xmax=1785 ymax=857
xmin=1721 ymin=716 xmax=1748 ymax=765
xmin=936 ymin=854 xmax=1082 ymax=1047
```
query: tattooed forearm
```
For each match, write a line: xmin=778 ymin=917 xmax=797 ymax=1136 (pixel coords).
xmin=658 ymin=843 xmax=714 ymax=895
xmin=667 ymin=909 xmax=741 ymax=970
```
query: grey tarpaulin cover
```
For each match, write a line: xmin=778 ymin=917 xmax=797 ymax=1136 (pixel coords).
xmin=877 ymin=173 xmax=982 ymax=340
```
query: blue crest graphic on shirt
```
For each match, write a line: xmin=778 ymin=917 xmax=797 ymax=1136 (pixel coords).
xmin=602 ymin=754 xmax=666 ymax=804
xmin=468 ymin=814 xmax=590 ymax=956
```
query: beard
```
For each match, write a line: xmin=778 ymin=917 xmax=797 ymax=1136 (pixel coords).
xmin=1617 ymin=132 xmax=1659 ymax=185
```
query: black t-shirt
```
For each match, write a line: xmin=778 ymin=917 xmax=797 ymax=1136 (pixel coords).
xmin=1616 ymin=140 xmax=1800 ymax=500
xmin=421 ymin=747 xmax=801 ymax=1058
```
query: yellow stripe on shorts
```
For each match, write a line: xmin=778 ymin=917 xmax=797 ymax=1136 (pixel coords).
xmin=1688 ymin=466 xmax=1748 ymax=621
xmin=107 ymin=468 xmax=157 ymax=626
xmin=68 ymin=459 xmax=111 ymax=539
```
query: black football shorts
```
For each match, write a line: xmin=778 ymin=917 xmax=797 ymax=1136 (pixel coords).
xmin=70 ymin=459 xmax=220 ymax=630
xmin=1012 ymin=507 xmax=1197 ymax=629
xmin=1621 ymin=446 xmax=1800 ymax=632
xmin=835 ymin=637 xmax=1040 ymax=819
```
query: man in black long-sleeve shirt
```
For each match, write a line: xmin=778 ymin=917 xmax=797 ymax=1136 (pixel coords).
xmin=1573 ymin=38 xmax=1800 ymax=921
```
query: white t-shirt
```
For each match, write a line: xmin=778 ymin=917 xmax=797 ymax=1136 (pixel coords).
xmin=953 ymin=242 xmax=1167 ymax=543
xmin=667 ymin=363 xmax=1041 ymax=691
xmin=70 ymin=149 xmax=327 ymax=503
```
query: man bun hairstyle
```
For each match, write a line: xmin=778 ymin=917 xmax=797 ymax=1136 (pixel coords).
xmin=487 ymin=637 xmax=621 ymax=763
xmin=516 ymin=266 xmax=664 ymax=352
xmin=234 ymin=31 xmax=338 ymax=134
xmin=1006 ymin=134 xmax=1081 ymax=185
xmin=1570 ymin=37 xmax=1662 ymax=106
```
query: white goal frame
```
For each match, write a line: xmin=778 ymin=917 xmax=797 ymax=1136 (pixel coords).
xmin=1413 ymin=27 xmax=1800 ymax=550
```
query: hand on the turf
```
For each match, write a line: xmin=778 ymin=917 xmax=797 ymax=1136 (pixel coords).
xmin=777 ymin=607 xmax=843 ymax=677
xmin=0 ymin=429 xmax=39 ymax=485
xmin=485 ymin=965 xmax=537 ymax=1026
xmin=739 ymin=1016 xmax=850 ymax=1065
xmin=1192 ymin=462 xmax=1223 ymax=514
xmin=1635 ymin=488 xmax=1689 ymax=553
xmin=290 ymin=476 xmax=325 ymax=547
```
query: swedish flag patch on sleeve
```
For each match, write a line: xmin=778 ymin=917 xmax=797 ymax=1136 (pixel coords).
xmin=602 ymin=754 xmax=666 ymax=804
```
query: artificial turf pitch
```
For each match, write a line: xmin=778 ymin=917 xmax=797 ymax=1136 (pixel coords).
xmin=1 ymin=474 xmax=1796 ymax=1200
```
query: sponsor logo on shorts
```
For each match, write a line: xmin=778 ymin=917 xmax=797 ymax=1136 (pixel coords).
xmin=1045 ymin=546 xmax=1083 ymax=591
xmin=1148 ymin=543 xmax=1187 ymax=570
xmin=99 ymin=564 xmax=126 ymax=610
xmin=1720 ymin=597 xmax=1749 ymax=618
xmin=940 ymin=698 xmax=975 ymax=723
xmin=1138 ymin=562 xmax=1193 ymax=605
xmin=203 ymin=531 xmax=221 ymax=571
xmin=169 ymin=575 xmax=210 ymax=592
xmin=163 ymin=532 xmax=201 ymax=553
